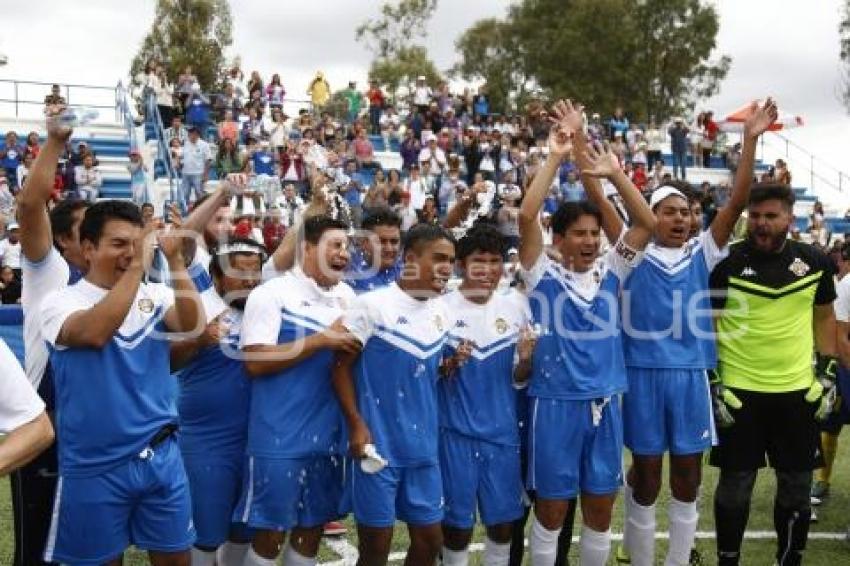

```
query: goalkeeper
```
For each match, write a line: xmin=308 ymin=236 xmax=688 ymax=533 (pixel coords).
xmin=707 ymin=183 xmax=838 ymax=566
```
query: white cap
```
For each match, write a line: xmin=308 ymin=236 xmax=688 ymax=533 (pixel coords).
xmin=7 ymin=221 xmax=19 ymax=230
xmin=649 ymin=186 xmax=687 ymax=209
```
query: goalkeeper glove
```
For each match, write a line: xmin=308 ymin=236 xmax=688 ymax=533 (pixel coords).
xmin=709 ymin=369 xmax=742 ymax=428
xmin=807 ymin=354 xmax=838 ymax=421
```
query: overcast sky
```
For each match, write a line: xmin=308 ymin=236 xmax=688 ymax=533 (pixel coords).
xmin=1 ymin=0 xmax=849 ymax=202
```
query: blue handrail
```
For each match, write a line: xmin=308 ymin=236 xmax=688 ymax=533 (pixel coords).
xmin=144 ymin=92 xmax=177 ymax=204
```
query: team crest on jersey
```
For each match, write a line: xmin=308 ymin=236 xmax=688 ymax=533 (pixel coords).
xmin=741 ymin=266 xmax=757 ymax=277
xmin=433 ymin=314 xmax=444 ymax=331
xmin=789 ymin=257 xmax=810 ymax=277
xmin=138 ymin=298 xmax=154 ymax=313
xmin=494 ymin=317 xmax=508 ymax=334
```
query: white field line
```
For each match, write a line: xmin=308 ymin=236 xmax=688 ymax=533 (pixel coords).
xmin=320 ymin=530 xmax=849 ymax=564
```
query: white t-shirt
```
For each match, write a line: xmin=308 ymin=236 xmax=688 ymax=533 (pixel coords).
xmin=834 ymin=274 xmax=850 ymax=322
xmin=0 ymin=238 xmax=22 ymax=269
xmin=0 ymin=338 xmax=44 ymax=433
xmin=182 ymin=139 xmax=212 ymax=175
xmin=22 ymin=248 xmax=71 ymax=388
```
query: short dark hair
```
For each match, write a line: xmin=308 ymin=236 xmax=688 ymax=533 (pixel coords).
xmin=303 ymin=215 xmax=349 ymax=245
xmin=140 ymin=202 xmax=154 ymax=211
xmin=209 ymin=237 xmax=267 ymax=278
xmin=79 ymin=200 xmax=143 ymax=246
xmin=49 ymin=199 xmax=88 ymax=251
xmin=551 ymin=201 xmax=602 ymax=236
xmin=361 ymin=207 xmax=402 ymax=231
xmin=456 ymin=223 xmax=506 ymax=261
xmin=402 ymin=223 xmax=456 ymax=256
xmin=749 ymin=183 xmax=795 ymax=210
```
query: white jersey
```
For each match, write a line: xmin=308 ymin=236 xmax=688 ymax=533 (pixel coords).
xmin=0 ymin=338 xmax=44 ymax=433
xmin=22 ymin=248 xmax=71 ymax=388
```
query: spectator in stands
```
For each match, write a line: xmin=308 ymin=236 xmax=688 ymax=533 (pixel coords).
xmin=1 ymin=132 xmax=24 ymax=188
xmin=247 ymin=70 xmax=264 ymax=99
xmin=265 ymin=73 xmax=286 ymax=110
xmin=472 ymin=84 xmax=490 ymax=118
xmin=169 ymin=137 xmax=183 ymax=173
xmin=352 ymin=130 xmax=378 ymax=171
xmin=0 ymin=221 xmax=21 ymax=280
xmin=214 ymin=83 xmax=242 ymax=121
xmin=701 ymin=110 xmax=719 ymax=166
xmin=0 ymin=177 xmax=14 ymax=220
xmin=343 ymin=80 xmax=364 ymax=124
xmin=497 ymin=183 xmax=522 ymax=249
xmin=438 ymin=168 xmax=467 ymax=216
xmin=400 ymin=129 xmax=422 ymax=171
xmin=43 ymin=83 xmax=66 ymax=107
xmin=16 ymin=153 xmax=34 ymax=192
xmin=341 ymin=159 xmax=366 ymax=227
xmin=775 ymin=158 xmax=792 ymax=186
xmin=181 ymin=126 xmax=212 ymax=208
xmin=0 ymin=264 xmax=21 ymax=303
xmin=214 ymin=138 xmax=243 ymax=177
xmin=644 ymin=119 xmax=664 ymax=170
xmin=363 ymin=168 xmax=390 ymax=214
xmin=631 ymin=162 xmax=648 ymax=192
xmin=609 ymin=105 xmax=629 ymax=139
xmin=175 ymin=65 xmax=196 ymax=114
xmin=74 ymin=154 xmax=101 ymax=202
xmin=25 ymin=132 xmax=41 ymax=159
xmin=418 ymin=135 xmax=448 ymax=178
xmin=250 ymin=141 xmax=276 ymax=177
xmin=387 ymin=168 xmax=404 ymax=207
xmin=366 ymin=79 xmax=385 ymax=135
xmin=279 ymin=141 xmax=307 ymax=197
xmin=241 ymin=107 xmax=267 ymax=144
xmin=154 ymin=64 xmax=175 ymax=125
xmin=317 ymin=112 xmax=338 ymax=147
xmin=140 ymin=202 xmax=155 ymax=225
xmin=413 ymin=76 xmax=433 ymax=114
xmin=184 ymin=84 xmax=212 ymax=137
xmin=262 ymin=206 xmax=286 ymax=252
xmin=668 ymin=116 xmax=690 ymax=180
xmin=610 ymin=132 xmax=628 ymax=163
xmin=218 ymin=109 xmax=239 ymax=144
xmin=127 ymin=149 xmax=149 ymax=204
xmin=561 ymin=169 xmax=585 ymax=202
xmin=269 ymin=108 xmax=291 ymax=152
xmin=727 ymin=141 xmax=742 ymax=173
xmin=307 ymin=70 xmax=331 ymax=110
xmin=164 ymin=115 xmax=188 ymax=146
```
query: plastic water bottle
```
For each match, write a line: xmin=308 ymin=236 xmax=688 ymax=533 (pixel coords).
xmin=53 ymin=107 xmax=99 ymax=128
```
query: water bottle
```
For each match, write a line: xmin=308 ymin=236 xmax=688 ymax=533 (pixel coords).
xmin=53 ymin=107 xmax=99 ymax=128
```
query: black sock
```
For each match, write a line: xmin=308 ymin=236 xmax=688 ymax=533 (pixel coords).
xmin=714 ymin=498 xmax=750 ymax=565
xmin=774 ymin=505 xmax=811 ymax=566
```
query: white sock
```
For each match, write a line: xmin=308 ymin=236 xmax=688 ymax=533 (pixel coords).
xmin=190 ymin=547 xmax=216 ymax=566
xmin=579 ymin=525 xmax=611 ymax=566
xmin=483 ymin=537 xmax=511 ymax=566
xmin=664 ymin=498 xmax=699 ymax=566
xmin=218 ymin=542 xmax=250 ymax=566
xmin=441 ymin=546 xmax=469 ymax=565
xmin=529 ymin=516 xmax=561 ymax=566
xmin=242 ymin=546 xmax=278 ymax=566
xmin=282 ymin=542 xmax=317 ymax=566
xmin=624 ymin=484 xmax=656 ymax=566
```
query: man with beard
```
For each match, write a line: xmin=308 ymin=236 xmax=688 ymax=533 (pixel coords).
xmin=169 ymin=237 xmax=266 ymax=566
xmin=709 ymin=183 xmax=838 ymax=566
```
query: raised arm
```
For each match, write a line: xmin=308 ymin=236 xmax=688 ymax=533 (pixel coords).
xmin=709 ymin=98 xmax=778 ymax=248
xmin=583 ymin=142 xmax=655 ymax=250
xmin=159 ymin=225 xmax=202 ymax=336
xmin=17 ymin=106 xmax=71 ymax=262
xmin=518 ymin=125 xmax=572 ymax=270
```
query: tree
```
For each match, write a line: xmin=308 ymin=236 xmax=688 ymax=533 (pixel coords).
xmin=129 ymin=0 xmax=234 ymax=92
xmin=356 ymin=0 xmax=442 ymax=94
xmin=456 ymin=0 xmax=730 ymax=122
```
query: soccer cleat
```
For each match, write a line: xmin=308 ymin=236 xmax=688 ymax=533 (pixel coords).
xmin=810 ymin=480 xmax=829 ymax=501
xmin=322 ymin=521 xmax=347 ymax=536
xmin=614 ymin=544 xmax=631 ymax=564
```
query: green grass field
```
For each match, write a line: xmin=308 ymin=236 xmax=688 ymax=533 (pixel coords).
xmin=2 ymin=431 xmax=848 ymax=565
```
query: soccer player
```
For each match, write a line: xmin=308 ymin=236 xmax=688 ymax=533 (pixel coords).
xmin=611 ymin=99 xmax=778 ymax=566
xmin=333 ymin=223 xmax=459 ymax=566
xmin=235 ymin=215 xmax=361 ymax=566
xmin=438 ymin=223 xmax=537 ymax=566
xmin=169 ymin=237 xmax=266 ymax=566
xmin=709 ymin=183 xmax=838 ymax=566
xmin=14 ymin=104 xmax=88 ymax=566
xmin=346 ymin=207 xmax=403 ymax=293
xmin=517 ymin=100 xmax=655 ymax=566
xmin=39 ymin=201 xmax=203 ymax=565
xmin=0 ymin=338 xmax=54 ymax=476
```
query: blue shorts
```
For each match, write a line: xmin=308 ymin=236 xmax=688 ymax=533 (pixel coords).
xmin=233 ymin=454 xmax=344 ymax=531
xmin=623 ymin=368 xmax=713 ymax=456
xmin=183 ymin=453 xmax=252 ymax=548
xmin=440 ymin=430 xmax=524 ymax=528
xmin=44 ymin=437 xmax=194 ymax=565
xmin=528 ymin=396 xmax=623 ymax=499
xmin=352 ymin=463 xmax=443 ymax=527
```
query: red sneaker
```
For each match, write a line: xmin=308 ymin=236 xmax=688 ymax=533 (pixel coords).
xmin=323 ymin=521 xmax=347 ymax=536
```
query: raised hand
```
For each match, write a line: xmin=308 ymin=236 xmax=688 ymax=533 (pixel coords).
xmin=158 ymin=220 xmax=189 ymax=263
xmin=550 ymin=99 xmax=585 ymax=135
xmin=132 ymin=219 xmax=160 ymax=273
xmin=516 ymin=324 xmax=539 ymax=363
xmin=583 ymin=142 xmax=622 ymax=178
xmin=45 ymin=103 xmax=73 ymax=142
xmin=223 ymin=173 xmax=248 ymax=196
xmin=743 ymin=97 xmax=778 ymax=140
xmin=547 ymin=124 xmax=574 ymax=159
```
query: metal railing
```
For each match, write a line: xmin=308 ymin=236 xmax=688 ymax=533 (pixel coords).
xmin=0 ymin=78 xmax=119 ymax=120
xmin=762 ymin=131 xmax=850 ymax=195
xmin=144 ymin=93 xmax=177 ymax=203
